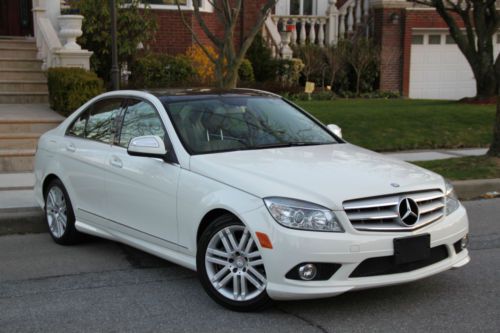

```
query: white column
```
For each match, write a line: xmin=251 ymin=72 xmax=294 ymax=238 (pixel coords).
xmin=339 ymin=12 xmax=346 ymax=39
xmin=299 ymin=18 xmax=307 ymax=44
xmin=363 ymin=0 xmax=369 ymax=19
xmin=291 ymin=18 xmax=298 ymax=46
xmin=347 ymin=5 xmax=354 ymax=33
xmin=309 ymin=18 xmax=317 ymax=45
xmin=326 ymin=0 xmax=339 ymax=45
xmin=317 ymin=19 xmax=325 ymax=47
xmin=356 ymin=0 xmax=362 ymax=25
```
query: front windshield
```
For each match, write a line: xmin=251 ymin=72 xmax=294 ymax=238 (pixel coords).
xmin=163 ymin=96 xmax=337 ymax=154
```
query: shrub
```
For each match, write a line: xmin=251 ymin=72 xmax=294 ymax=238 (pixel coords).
xmin=272 ymin=58 xmax=304 ymax=88
xmin=129 ymin=53 xmax=195 ymax=88
xmin=186 ymin=45 xmax=217 ymax=85
xmin=246 ymin=34 xmax=275 ymax=82
xmin=72 ymin=0 xmax=157 ymax=83
xmin=47 ymin=67 xmax=104 ymax=116
xmin=238 ymin=59 xmax=255 ymax=83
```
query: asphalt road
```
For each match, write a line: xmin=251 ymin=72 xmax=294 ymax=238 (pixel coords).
xmin=1 ymin=199 xmax=499 ymax=333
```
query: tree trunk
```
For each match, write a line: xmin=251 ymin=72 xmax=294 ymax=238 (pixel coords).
xmin=473 ymin=64 xmax=497 ymax=100
xmin=221 ymin=66 xmax=239 ymax=89
xmin=487 ymin=57 xmax=500 ymax=156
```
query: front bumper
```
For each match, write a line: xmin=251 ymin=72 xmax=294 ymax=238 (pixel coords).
xmin=241 ymin=204 xmax=470 ymax=301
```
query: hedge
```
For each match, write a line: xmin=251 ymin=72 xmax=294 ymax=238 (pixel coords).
xmin=129 ymin=53 xmax=195 ymax=88
xmin=47 ymin=67 xmax=104 ymax=116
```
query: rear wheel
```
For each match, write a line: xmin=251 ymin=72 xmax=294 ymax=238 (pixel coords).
xmin=197 ymin=215 xmax=272 ymax=311
xmin=44 ymin=179 xmax=81 ymax=245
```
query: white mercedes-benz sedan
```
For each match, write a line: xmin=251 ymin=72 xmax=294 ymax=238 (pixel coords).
xmin=34 ymin=89 xmax=470 ymax=311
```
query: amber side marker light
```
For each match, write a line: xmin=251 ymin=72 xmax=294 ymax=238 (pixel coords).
xmin=255 ymin=232 xmax=273 ymax=249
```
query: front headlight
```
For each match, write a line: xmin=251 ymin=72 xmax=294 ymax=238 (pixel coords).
xmin=445 ymin=180 xmax=460 ymax=215
xmin=264 ymin=197 xmax=344 ymax=232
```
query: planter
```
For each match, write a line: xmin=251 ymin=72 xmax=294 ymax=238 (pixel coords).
xmin=58 ymin=15 xmax=83 ymax=50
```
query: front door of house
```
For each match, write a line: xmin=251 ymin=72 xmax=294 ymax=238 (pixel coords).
xmin=0 ymin=0 xmax=34 ymax=36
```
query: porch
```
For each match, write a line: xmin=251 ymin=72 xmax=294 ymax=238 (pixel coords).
xmin=265 ymin=0 xmax=371 ymax=58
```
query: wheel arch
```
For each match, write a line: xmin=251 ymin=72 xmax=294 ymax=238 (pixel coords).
xmin=196 ymin=208 xmax=239 ymax=244
xmin=42 ymin=173 xmax=62 ymax=199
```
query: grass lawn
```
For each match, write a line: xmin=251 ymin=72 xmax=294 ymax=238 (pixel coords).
xmin=296 ymin=99 xmax=496 ymax=152
xmin=413 ymin=156 xmax=500 ymax=180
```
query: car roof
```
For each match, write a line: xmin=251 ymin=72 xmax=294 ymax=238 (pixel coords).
xmin=149 ymin=88 xmax=281 ymax=103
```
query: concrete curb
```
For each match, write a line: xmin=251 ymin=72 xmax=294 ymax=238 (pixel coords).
xmin=0 ymin=179 xmax=499 ymax=236
xmin=452 ymin=178 xmax=500 ymax=200
xmin=0 ymin=207 xmax=45 ymax=236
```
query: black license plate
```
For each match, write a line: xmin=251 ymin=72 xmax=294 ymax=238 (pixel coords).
xmin=394 ymin=234 xmax=431 ymax=264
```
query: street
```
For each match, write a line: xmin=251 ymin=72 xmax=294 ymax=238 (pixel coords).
xmin=1 ymin=199 xmax=499 ymax=333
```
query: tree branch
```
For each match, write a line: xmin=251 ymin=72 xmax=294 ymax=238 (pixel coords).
xmin=175 ymin=0 xmax=218 ymax=64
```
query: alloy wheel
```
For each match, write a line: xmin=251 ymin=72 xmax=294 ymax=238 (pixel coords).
xmin=205 ymin=225 xmax=266 ymax=301
xmin=46 ymin=186 xmax=68 ymax=238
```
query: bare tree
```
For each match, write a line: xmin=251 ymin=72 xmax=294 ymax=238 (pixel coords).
xmin=293 ymin=43 xmax=326 ymax=83
xmin=346 ymin=37 xmax=380 ymax=96
xmin=176 ymin=0 xmax=278 ymax=89
xmin=407 ymin=1 xmax=500 ymax=156
xmin=324 ymin=40 xmax=349 ymax=90
xmin=407 ymin=0 xmax=499 ymax=100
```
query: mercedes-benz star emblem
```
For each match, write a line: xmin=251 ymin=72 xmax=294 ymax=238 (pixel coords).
xmin=398 ymin=197 xmax=419 ymax=226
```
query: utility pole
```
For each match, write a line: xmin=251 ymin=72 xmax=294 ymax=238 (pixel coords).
xmin=110 ymin=0 xmax=119 ymax=90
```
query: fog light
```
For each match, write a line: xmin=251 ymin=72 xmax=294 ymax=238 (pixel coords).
xmin=461 ymin=235 xmax=469 ymax=249
xmin=298 ymin=264 xmax=317 ymax=281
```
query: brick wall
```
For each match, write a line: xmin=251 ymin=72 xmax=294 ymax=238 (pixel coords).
xmin=148 ymin=9 xmax=194 ymax=55
xmin=148 ymin=0 xmax=270 ymax=56
xmin=374 ymin=8 xmax=405 ymax=93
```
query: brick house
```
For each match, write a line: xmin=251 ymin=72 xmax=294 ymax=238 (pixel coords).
xmin=135 ymin=0 xmax=500 ymax=100
xmin=1 ymin=0 xmax=499 ymax=100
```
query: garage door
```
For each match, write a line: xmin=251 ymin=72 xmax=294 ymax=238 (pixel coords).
xmin=410 ymin=31 xmax=500 ymax=100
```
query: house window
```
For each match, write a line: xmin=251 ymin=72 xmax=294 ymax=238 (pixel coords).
xmin=445 ymin=35 xmax=456 ymax=44
xmin=428 ymin=35 xmax=442 ymax=45
xmin=290 ymin=0 xmax=314 ymax=15
xmin=412 ymin=35 xmax=424 ymax=45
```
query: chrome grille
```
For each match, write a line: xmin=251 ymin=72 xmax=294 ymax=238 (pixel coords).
xmin=343 ymin=189 xmax=445 ymax=231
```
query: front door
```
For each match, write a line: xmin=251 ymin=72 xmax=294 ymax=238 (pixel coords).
xmin=104 ymin=98 xmax=180 ymax=245
xmin=0 ymin=0 xmax=34 ymax=36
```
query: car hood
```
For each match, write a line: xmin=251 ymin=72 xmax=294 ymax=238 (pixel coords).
xmin=189 ymin=143 xmax=444 ymax=211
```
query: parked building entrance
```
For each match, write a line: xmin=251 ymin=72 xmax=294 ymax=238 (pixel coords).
xmin=0 ymin=0 xmax=33 ymax=36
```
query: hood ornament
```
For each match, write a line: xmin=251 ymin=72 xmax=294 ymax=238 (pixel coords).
xmin=391 ymin=183 xmax=400 ymax=188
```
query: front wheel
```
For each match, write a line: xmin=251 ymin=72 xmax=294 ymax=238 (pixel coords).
xmin=44 ymin=179 xmax=81 ymax=245
xmin=197 ymin=215 xmax=272 ymax=311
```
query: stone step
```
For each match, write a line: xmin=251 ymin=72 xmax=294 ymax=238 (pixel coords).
xmin=0 ymin=119 xmax=60 ymax=134
xmin=0 ymin=48 xmax=38 ymax=59
xmin=0 ymin=172 xmax=35 ymax=191
xmin=0 ymin=149 xmax=35 ymax=172
xmin=0 ymin=81 xmax=48 ymax=93
xmin=0 ymin=69 xmax=46 ymax=81
xmin=0 ymin=133 xmax=40 ymax=149
xmin=0 ymin=58 xmax=43 ymax=70
xmin=0 ymin=38 xmax=36 ymax=49
xmin=0 ymin=92 xmax=49 ymax=104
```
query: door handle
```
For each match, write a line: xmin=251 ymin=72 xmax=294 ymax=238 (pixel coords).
xmin=109 ymin=156 xmax=123 ymax=168
xmin=66 ymin=143 xmax=76 ymax=152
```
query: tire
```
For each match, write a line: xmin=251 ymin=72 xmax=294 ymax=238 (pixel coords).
xmin=197 ymin=214 xmax=272 ymax=312
xmin=44 ymin=178 xmax=81 ymax=245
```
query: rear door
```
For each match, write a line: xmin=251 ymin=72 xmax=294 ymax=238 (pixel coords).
xmin=104 ymin=98 xmax=181 ymax=244
xmin=63 ymin=98 xmax=124 ymax=220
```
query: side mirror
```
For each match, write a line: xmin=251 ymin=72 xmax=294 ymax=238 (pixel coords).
xmin=327 ymin=124 xmax=342 ymax=139
xmin=127 ymin=135 xmax=167 ymax=159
